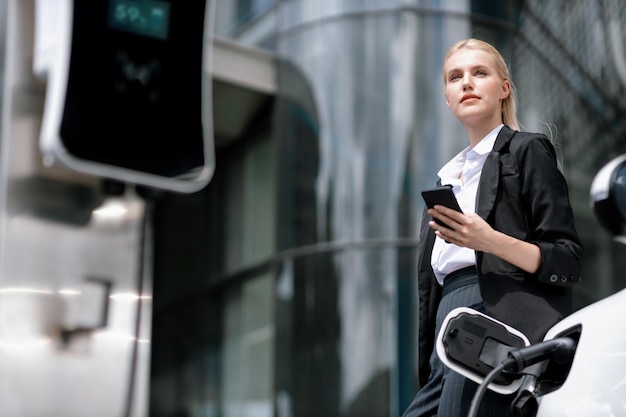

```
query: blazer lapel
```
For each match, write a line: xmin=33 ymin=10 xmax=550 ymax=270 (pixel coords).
xmin=476 ymin=151 xmax=500 ymax=219
xmin=476 ymin=126 xmax=516 ymax=219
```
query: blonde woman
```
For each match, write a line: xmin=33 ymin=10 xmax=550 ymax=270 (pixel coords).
xmin=402 ymin=39 xmax=583 ymax=417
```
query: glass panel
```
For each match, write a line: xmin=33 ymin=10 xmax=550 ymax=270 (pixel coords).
xmin=274 ymin=245 xmax=417 ymax=417
xmin=149 ymin=293 xmax=219 ymax=417
xmin=515 ymin=0 xmax=626 ymax=304
xmin=236 ymin=0 xmax=277 ymax=24
xmin=224 ymin=131 xmax=276 ymax=271
xmin=215 ymin=0 xmax=279 ymax=44
xmin=222 ymin=273 xmax=275 ymax=417
xmin=278 ymin=0 xmax=473 ymax=33
xmin=276 ymin=11 xmax=470 ymax=250
xmin=272 ymin=6 xmax=476 ymax=415
xmin=242 ymin=135 xmax=276 ymax=264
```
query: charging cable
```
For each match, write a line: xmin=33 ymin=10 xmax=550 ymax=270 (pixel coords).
xmin=467 ymin=337 xmax=576 ymax=417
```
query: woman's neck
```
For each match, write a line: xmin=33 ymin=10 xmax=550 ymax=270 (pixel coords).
xmin=464 ymin=120 xmax=502 ymax=148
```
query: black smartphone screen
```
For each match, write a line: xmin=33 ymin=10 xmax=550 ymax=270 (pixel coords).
xmin=421 ymin=186 xmax=463 ymax=229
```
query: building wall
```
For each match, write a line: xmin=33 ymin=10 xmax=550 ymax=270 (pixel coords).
xmin=150 ymin=1 xmax=626 ymax=416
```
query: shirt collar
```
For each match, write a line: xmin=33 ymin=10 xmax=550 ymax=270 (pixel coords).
xmin=437 ymin=124 xmax=503 ymax=184
xmin=471 ymin=124 xmax=503 ymax=157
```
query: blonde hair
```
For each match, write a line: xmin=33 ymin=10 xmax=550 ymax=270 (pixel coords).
xmin=442 ymin=38 xmax=519 ymax=131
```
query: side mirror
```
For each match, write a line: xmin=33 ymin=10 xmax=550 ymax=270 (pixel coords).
xmin=590 ymin=154 xmax=626 ymax=238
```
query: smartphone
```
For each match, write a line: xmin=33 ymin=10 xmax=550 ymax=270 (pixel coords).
xmin=421 ymin=186 xmax=463 ymax=229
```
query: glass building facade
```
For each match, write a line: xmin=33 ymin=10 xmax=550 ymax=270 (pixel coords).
xmin=148 ymin=1 xmax=626 ymax=416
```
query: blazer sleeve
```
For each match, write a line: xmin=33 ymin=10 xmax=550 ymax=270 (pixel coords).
xmin=416 ymin=206 xmax=441 ymax=387
xmin=513 ymin=134 xmax=583 ymax=286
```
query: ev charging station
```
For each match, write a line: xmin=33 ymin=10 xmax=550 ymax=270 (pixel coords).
xmin=39 ymin=0 xmax=215 ymax=193
xmin=0 ymin=1 xmax=216 ymax=416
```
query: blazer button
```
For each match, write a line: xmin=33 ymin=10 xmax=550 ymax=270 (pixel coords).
xmin=550 ymin=274 xmax=558 ymax=283
xmin=560 ymin=275 xmax=568 ymax=283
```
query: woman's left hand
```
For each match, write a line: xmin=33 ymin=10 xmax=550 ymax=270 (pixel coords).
xmin=427 ymin=205 xmax=496 ymax=252
xmin=427 ymin=205 xmax=541 ymax=273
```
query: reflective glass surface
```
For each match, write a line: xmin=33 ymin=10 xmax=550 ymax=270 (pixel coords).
xmin=151 ymin=1 xmax=626 ymax=416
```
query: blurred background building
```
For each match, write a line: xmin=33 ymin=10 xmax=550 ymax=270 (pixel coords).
xmin=2 ymin=0 xmax=626 ymax=416
xmin=151 ymin=0 xmax=626 ymax=415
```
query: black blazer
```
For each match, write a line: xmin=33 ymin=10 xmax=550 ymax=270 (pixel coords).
xmin=417 ymin=126 xmax=583 ymax=387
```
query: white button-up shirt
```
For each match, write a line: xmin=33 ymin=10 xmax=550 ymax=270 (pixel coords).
xmin=431 ymin=124 xmax=503 ymax=285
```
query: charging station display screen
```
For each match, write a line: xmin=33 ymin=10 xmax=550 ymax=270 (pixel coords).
xmin=57 ymin=0 xmax=210 ymax=185
xmin=108 ymin=0 xmax=170 ymax=40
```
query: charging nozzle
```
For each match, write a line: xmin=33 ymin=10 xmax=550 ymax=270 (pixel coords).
xmin=505 ymin=337 xmax=576 ymax=373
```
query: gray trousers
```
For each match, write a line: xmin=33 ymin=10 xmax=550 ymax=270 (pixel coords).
xmin=402 ymin=277 xmax=513 ymax=417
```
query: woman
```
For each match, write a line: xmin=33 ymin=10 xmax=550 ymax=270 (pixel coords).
xmin=402 ymin=39 xmax=583 ymax=416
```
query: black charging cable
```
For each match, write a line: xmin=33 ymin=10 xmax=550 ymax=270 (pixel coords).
xmin=123 ymin=184 xmax=164 ymax=417
xmin=467 ymin=337 xmax=576 ymax=417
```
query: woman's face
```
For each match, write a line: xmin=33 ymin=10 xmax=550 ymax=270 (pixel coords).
xmin=444 ymin=48 xmax=510 ymax=128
